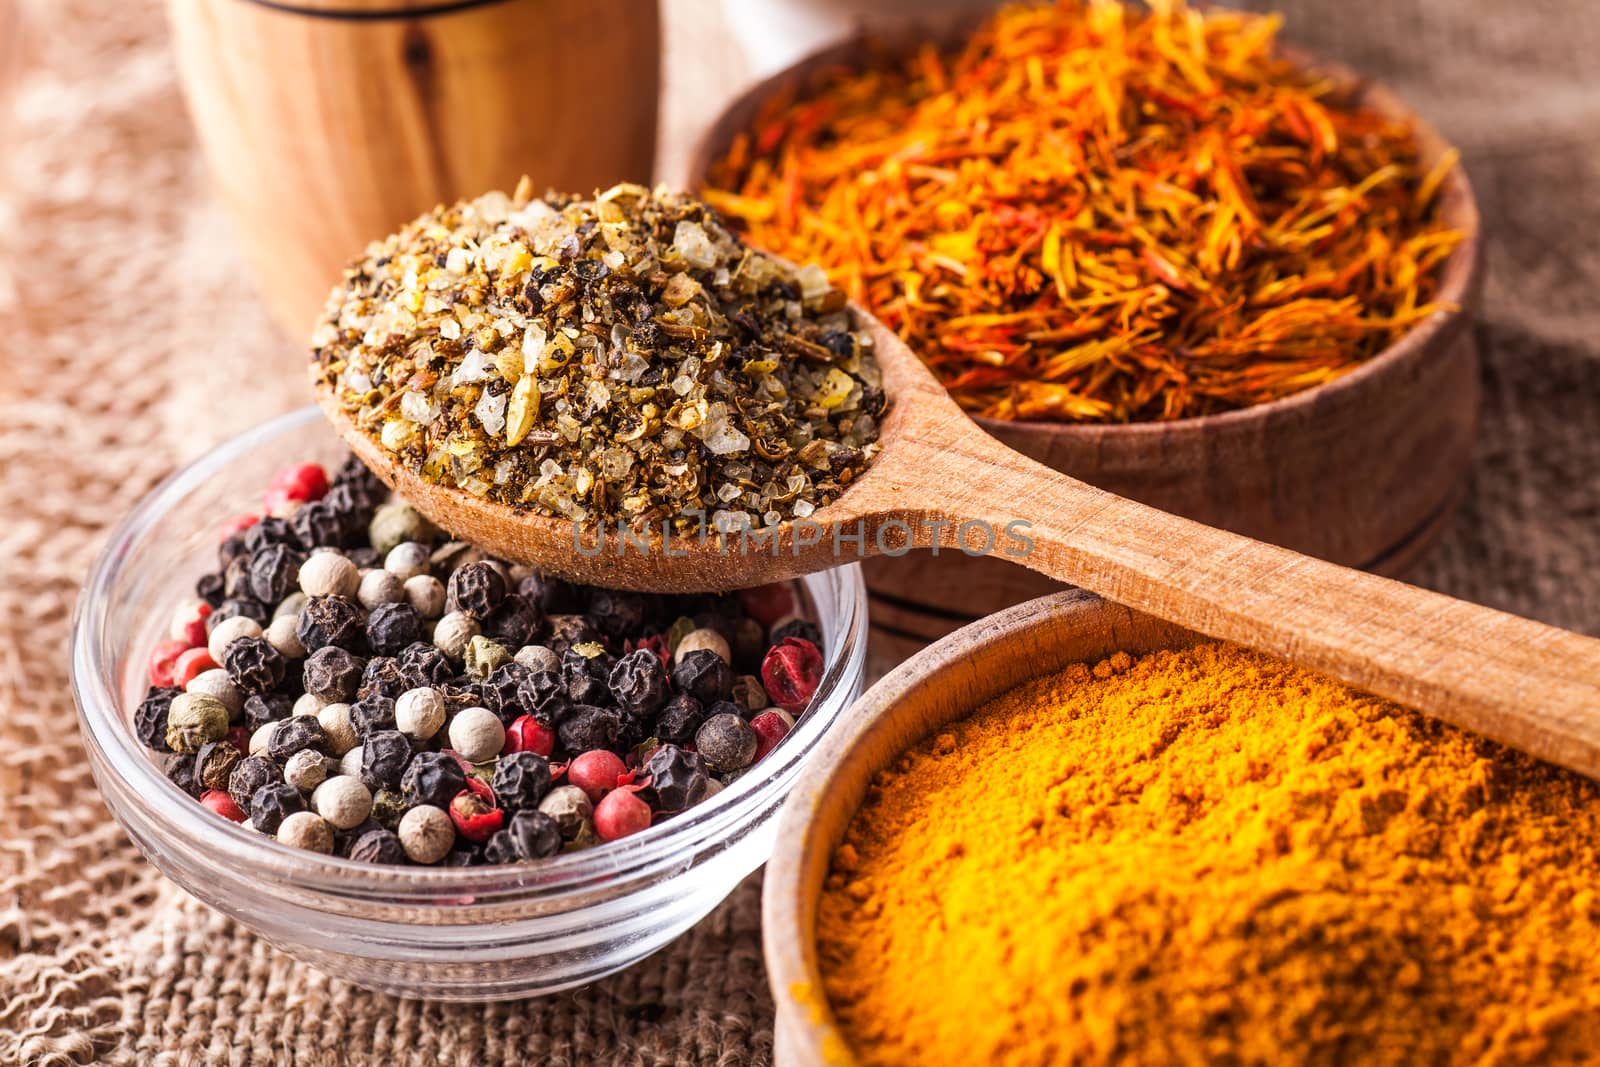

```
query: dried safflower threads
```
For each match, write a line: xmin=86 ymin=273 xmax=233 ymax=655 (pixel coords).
xmin=704 ymin=0 xmax=1464 ymax=423
xmin=135 ymin=457 xmax=831 ymax=866
xmin=312 ymin=183 xmax=885 ymax=533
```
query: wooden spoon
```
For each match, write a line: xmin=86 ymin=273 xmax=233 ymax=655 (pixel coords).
xmin=314 ymin=305 xmax=1600 ymax=778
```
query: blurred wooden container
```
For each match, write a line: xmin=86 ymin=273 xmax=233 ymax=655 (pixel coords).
xmin=168 ymin=0 xmax=661 ymax=339
xmin=687 ymin=21 xmax=1482 ymax=664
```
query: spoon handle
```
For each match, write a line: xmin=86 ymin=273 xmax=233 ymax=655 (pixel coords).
xmin=924 ymin=433 xmax=1600 ymax=776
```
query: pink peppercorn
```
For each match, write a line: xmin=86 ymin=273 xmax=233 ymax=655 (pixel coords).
xmin=593 ymin=788 xmax=652 ymax=842
xmin=761 ymin=637 xmax=824 ymax=712
xmin=148 ymin=639 xmax=191 ymax=688
xmin=738 ymin=583 xmax=796 ymax=628
xmin=449 ymin=789 xmax=504 ymax=843
xmin=218 ymin=512 xmax=259 ymax=541
xmin=170 ymin=600 xmax=212 ymax=649
xmin=750 ymin=710 xmax=793 ymax=762
xmin=263 ymin=463 xmax=329 ymax=513
xmin=504 ymin=715 xmax=556 ymax=758
xmin=201 ymin=789 xmax=246 ymax=823
xmin=568 ymin=749 xmax=628 ymax=802
xmin=226 ymin=726 xmax=252 ymax=753
xmin=173 ymin=647 xmax=219 ymax=688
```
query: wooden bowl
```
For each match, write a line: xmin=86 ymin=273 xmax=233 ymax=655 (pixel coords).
xmin=762 ymin=589 xmax=1204 ymax=1066
xmin=683 ymin=18 xmax=1484 ymax=663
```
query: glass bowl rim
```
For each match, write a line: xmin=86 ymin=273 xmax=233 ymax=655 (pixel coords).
xmin=70 ymin=405 xmax=868 ymax=903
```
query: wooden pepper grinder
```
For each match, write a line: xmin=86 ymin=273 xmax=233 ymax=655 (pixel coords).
xmin=167 ymin=0 xmax=661 ymax=337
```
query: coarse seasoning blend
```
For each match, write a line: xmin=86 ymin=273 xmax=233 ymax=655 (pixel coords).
xmin=311 ymin=182 xmax=883 ymax=535
xmin=704 ymin=0 xmax=1463 ymax=423
xmin=137 ymin=457 xmax=825 ymax=866
xmin=818 ymin=645 xmax=1600 ymax=1065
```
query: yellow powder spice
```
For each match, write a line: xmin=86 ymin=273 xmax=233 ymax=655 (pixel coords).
xmin=818 ymin=644 xmax=1600 ymax=1065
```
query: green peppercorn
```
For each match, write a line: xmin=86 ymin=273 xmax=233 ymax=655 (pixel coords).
xmin=165 ymin=693 xmax=230 ymax=753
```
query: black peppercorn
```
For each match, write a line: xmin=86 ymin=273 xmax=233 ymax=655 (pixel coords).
xmin=727 ymin=617 xmax=766 ymax=669
xmin=332 ymin=817 xmax=384 ymax=859
xmin=398 ymin=641 xmax=454 ymax=688
xmin=518 ymin=572 xmax=579 ymax=615
xmin=223 ymin=555 xmax=254 ymax=601
xmin=349 ymin=695 xmax=397 ymax=739
xmin=195 ymin=571 xmax=225 ymax=608
xmin=695 ymin=712 xmax=758 ymax=774
xmin=517 ymin=669 xmax=571 ymax=722
xmin=563 ymin=649 xmax=613 ymax=705
xmin=250 ymin=782 xmax=305 ymax=834
xmin=194 ymin=740 xmax=243 ymax=792
xmin=303 ymin=645 xmax=365 ymax=701
xmin=223 ymin=636 xmax=286 ymax=695
xmin=244 ymin=516 xmax=298 ymax=554
xmin=437 ymin=680 xmax=485 ymax=716
xmin=296 ymin=595 xmax=365 ymax=653
xmin=491 ymin=751 xmax=552 ymax=813
xmin=366 ymin=602 xmax=421 ymax=656
xmin=446 ymin=561 xmax=507 ymax=619
xmin=654 ymin=693 xmax=704 ymax=746
xmin=586 ymin=590 xmax=646 ymax=639
xmin=401 ymin=751 xmax=468 ymax=809
xmin=348 ymin=827 xmax=407 ymax=865
xmin=481 ymin=662 xmax=531 ymax=725
xmin=291 ymin=498 xmax=353 ymax=551
xmin=484 ymin=810 xmax=562 ymax=863
xmin=267 ymin=716 xmax=326 ymax=761
xmin=360 ymin=730 xmax=414 ymax=790
xmin=218 ymin=530 xmax=251 ymax=569
xmin=483 ymin=593 xmax=541 ymax=648
xmin=608 ymin=648 xmax=668 ymax=716
xmin=247 ymin=542 xmax=305 ymax=604
xmin=135 ymin=686 xmax=181 ymax=752
xmin=333 ymin=454 xmax=387 ymax=505
xmin=228 ymin=755 xmax=280 ymax=814
xmin=544 ymin=614 xmax=599 ymax=655
xmin=556 ymin=704 xmax=622 ymax=756
xmin=209 ymin=596 xmax=270 ymax=631
xmin=441 ymin=842 xmax=489 ymax=867
xmin=770 ymin=617 xmax=823 ymax=648
xmin=164 ymin=752 xmax=199 ymax=796
xmin=641 ymin=744 xmax=711 ymax=813
xmin=357 ymin=655 xmax=409 ymax=701
xmin=243 ymin=692 xmax=294 ymax=732
xmin=672 ymin=649 xmax=733 ymax=704
xmin=345 ymin=546 xmax=382 ymax=570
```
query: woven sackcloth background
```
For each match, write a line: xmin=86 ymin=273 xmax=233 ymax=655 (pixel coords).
xmin=0 ymin=0 xmax=1596 ymax=1064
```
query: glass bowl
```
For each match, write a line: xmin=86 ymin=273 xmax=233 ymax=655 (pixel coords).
xmin=70 ymin=406 xmax=868 ymax=1001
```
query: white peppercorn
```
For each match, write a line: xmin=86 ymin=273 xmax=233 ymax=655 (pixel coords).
xmin=317 ymin=702 xmax=358 ymax=756
xmin=536 ymin=784 xmax=593 ymax=838
xmin=357 ymin=568 xmax=405 ymax=610
xmin=283 ymin=749 xmax=331 ymax=792
xmin=165 ymin=693 xmax=230 ymax=753
xmin=339 ymin=744 xmax=365 ymax=779
xmin=675 ymin=627 xmax=732 ymax=664
xmin=299 ymin=552 xmax=360 ymax=599
xmin=206 ymin=615 xmax=263 ymax=664
xmin=262 ymin=612 xmax=305 ymax=660
xmin=277 ymin=810 xmax=335 ymax=854
xmin=186 ymin=668 xmax=244 ymax=716
xmin=432 ymin=611 xmax=480 ymax=660
xmin=293 ymin=691 xmax=327 ymax=717
xmin=249 ymin=721 xmax=278 ymax=757
xmin=448 ymin=706 xmax=505 ymax=762
xmin=384 ymin=541 xmax=432 ymax=581
xmin=273 ymin=591 xmax=308 ymax=620
xmin=404 ymin=574 xmax=447 ymax=619
xmin=312 ymin=775 xmax=373 ymax=829
xmin=398 ymin=804 xmax=455 ymax=864
xmin=514 ymin=644 xmax=561 ymax=674
xmin=394 ymin=687 xmax=446 ymax=741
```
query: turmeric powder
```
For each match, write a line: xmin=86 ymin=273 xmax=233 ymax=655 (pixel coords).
xmin=817 ymin=644 xmax=1600 ymax=1065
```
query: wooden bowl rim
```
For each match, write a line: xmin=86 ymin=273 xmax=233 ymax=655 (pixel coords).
xmin=760 ymin=588 xmax=1201 ymax=1067
xmin=684 ymin=13 xmax=1483 ymax=442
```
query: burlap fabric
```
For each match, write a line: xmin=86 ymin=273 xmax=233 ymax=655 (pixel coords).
xmin=0 ymin=1 xmax=1595 ymax=1063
